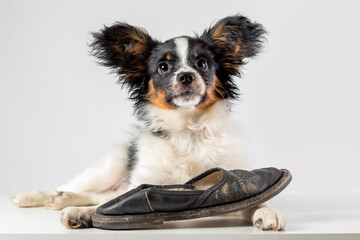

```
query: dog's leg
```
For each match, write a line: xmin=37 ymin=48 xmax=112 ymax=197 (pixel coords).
xmin=46 ymin=191 xmax=100 ymax=210
xmin=57 ymin=144 xmax=130 ymax=193
xmin=239 ymin=203 xmax=286 ymax=231
xmin=14 ymin=144 xmax=130 ymax=208
xmin=46 ymin=188 xmax=127 ymax=211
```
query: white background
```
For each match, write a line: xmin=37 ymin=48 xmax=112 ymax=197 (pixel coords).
xmin=0 ymin=0 xmax=359 ymax=195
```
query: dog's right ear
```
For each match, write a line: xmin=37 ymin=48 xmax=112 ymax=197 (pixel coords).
xmin=91 ymin=23 xmax=158 ymax=85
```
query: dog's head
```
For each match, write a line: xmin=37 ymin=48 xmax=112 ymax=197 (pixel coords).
xmin=91 ymin=15 xmax=266 ymax=111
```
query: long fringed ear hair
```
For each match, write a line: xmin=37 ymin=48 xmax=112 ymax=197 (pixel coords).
xmin=200 ymin=15 xmax=267 ymax=99
xmin=90 ymin=23 xmax=159 ymax=106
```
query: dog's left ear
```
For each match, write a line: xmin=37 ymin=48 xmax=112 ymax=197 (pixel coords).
xmin=201 ymin=15 xmax=266 ymax=75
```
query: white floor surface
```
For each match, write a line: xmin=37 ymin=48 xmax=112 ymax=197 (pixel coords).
xmin=0 ymin=194 xmax=359 ymax=240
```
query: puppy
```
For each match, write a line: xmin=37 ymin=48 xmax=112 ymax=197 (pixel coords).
xmin=14 ymin=15 xmax=285 ymax=231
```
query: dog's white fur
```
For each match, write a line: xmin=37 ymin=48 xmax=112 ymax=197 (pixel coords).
xmin=173 ymin=37 xmax=205 ymax=107
xmin=14 ymin=100 xmax=285 ymax=231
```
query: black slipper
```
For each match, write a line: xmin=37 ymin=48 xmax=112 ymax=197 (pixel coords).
xmin=92 ymin=167 xmax=292 ymax=230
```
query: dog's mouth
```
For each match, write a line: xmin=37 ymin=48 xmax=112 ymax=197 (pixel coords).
xmin=174 ymin=90 xmax=200 ymax=98
xmin=171 ymin=90 xmax=203 ymax=107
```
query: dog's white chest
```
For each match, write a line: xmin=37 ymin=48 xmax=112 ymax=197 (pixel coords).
xmin=130 ymin=102 xmax=246 ymax=186
xmin=168 ymin=123 xmax=225 ymax=162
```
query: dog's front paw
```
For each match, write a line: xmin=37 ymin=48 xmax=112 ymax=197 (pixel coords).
xmin=252 ymin=207 xmax=285 ymax=231
xmin=46 ymin=191 xmax=78 ymax=210
xmin=13 ymin=190 xmax=53 ymax=207
xmin=61 ymin=207 xmax=95 ymax=229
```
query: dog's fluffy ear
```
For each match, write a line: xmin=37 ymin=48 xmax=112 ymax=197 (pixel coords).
xmin=91 ymin=23 xmax=158 ymax=85
xmin=201 ymin=15 xmax=266 ymax=76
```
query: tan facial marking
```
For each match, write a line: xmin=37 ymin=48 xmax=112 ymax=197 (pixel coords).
xmin=145 ymin=79 xmax=176 ymax=110
xmin=165 ymin=53 xmax=172 ymax=60
xmin=194 ymin=52 xmax=198 ymax=58
xmin=196 ymin=76 xmax=225 ymax=110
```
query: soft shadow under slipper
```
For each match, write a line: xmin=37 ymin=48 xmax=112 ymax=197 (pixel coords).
xmin=92 ymin=167 xmax=292 ymax=230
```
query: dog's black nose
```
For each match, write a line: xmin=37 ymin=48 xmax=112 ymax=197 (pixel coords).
xmin=177 ymin=72 xmax=195 ymax=86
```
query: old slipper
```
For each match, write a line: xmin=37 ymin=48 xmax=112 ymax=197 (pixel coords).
xmin=92 ymin=167 xmax=292 ymax=229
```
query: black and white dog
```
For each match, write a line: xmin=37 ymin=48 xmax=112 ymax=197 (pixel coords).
xmin=14 ymin=15 xmax=285 ymax=231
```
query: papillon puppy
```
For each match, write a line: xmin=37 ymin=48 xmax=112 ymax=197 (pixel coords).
xmin=14 ymin=15 xmax=285 ymax=231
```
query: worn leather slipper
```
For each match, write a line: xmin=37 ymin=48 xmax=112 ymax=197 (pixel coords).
xmin=92 ymin=167 xmax=292 ymax=230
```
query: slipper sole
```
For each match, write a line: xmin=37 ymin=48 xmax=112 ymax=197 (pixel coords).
xmin=92 ymin=169 xmax=292 ymax=230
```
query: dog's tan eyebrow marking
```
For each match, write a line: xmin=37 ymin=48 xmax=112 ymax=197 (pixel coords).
xmin=194 ymin=52 xmax=198 ymax=58
xmin=165 ymin=53 xmax=172 ymax=60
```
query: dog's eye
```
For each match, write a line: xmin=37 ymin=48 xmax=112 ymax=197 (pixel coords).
xmin=158 ymin=63 xmax=169 ymax=74
xmin=196 ymin=59 xmax=208 ymax=71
